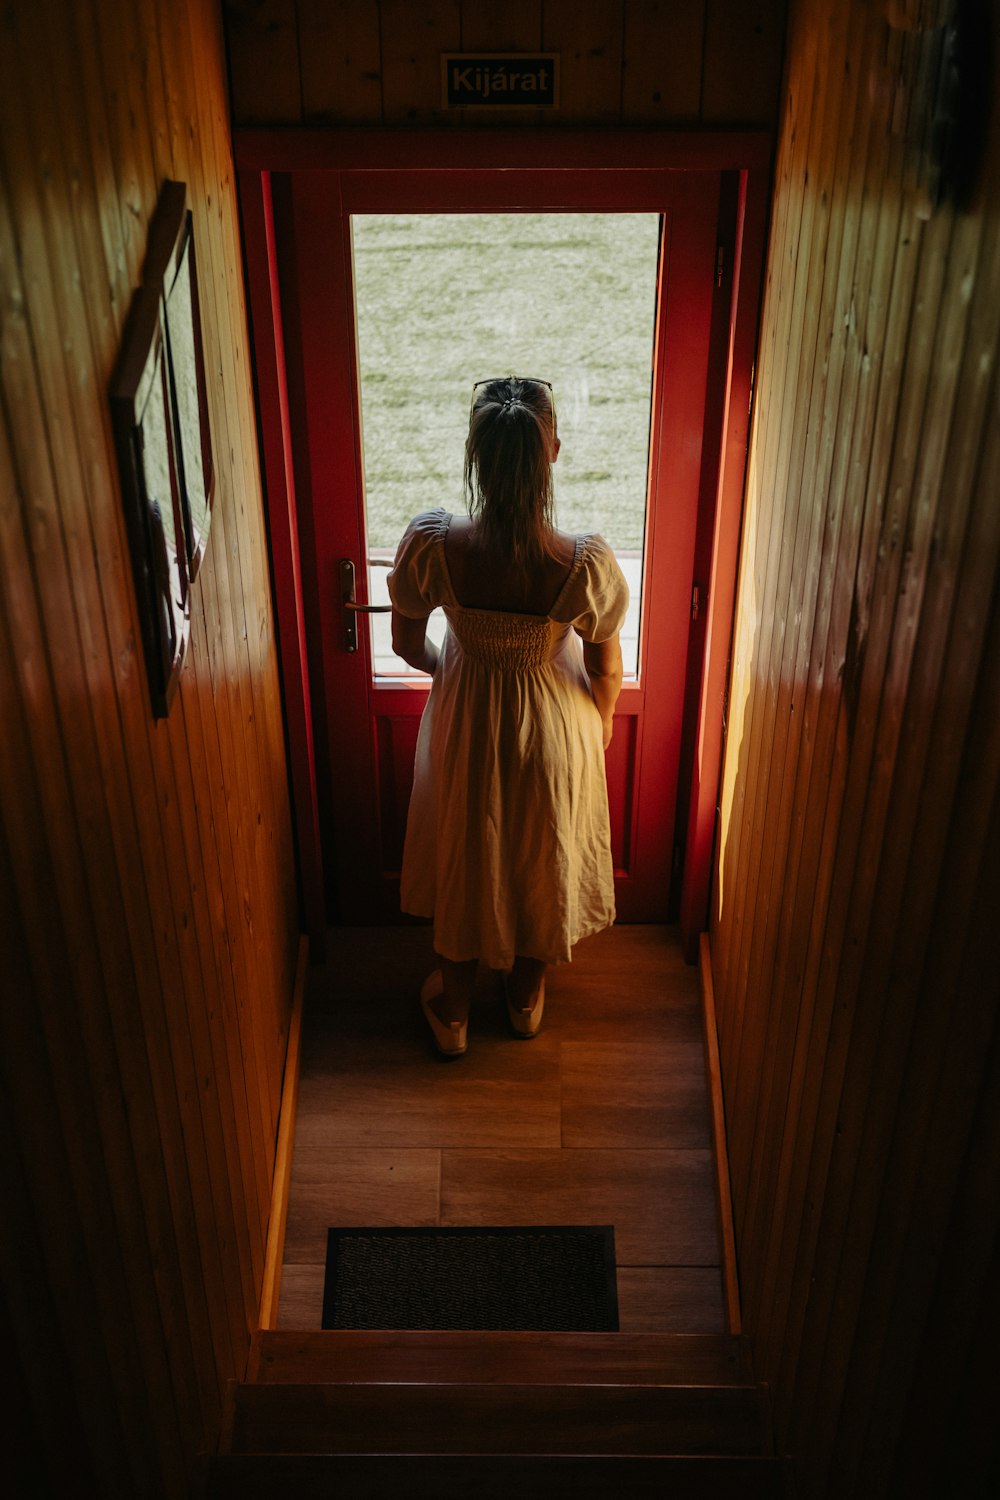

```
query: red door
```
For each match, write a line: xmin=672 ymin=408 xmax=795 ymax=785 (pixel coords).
xmin=269 ymin=161 xmax=721 ymax=925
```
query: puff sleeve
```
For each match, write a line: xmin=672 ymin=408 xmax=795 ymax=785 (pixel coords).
xmin=563 ymin=535 xmax=630 ymax=643
xmin=386 ymin=509 xmax=448 ymax=618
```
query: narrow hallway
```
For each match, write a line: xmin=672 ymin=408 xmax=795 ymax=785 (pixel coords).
xmin=277 ymin=925 xmax=725 ymax=1334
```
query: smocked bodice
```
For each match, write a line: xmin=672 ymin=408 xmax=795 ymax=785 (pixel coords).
xmin=444 ymin=607 xmax=565 ymax=672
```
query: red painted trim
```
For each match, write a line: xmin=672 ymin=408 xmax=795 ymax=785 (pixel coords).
xmin=338 ymin=169 xmax=708 ymax=214
xmin=672 ymin=173 xmax=741 ymax=918
xmin=238 ymin=129 xmax=772 ymax=948
xmin=238 ymin=168 xmax=326 ymax=952
xmin=234 ymin=126 xmax=772 ymax=175
xmin=613 ymin=174 xmax=719 ymax=922
xmin=281 ymin=171 xmax=388 ymax=921
xmin=679 ymin=162 xmax=770 ymax=960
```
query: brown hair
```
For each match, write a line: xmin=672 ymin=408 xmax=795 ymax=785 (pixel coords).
xmin=464 ymin=377 xmax=558 ymax=565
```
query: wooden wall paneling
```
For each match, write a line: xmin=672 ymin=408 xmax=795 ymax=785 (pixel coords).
xmin=180 ymin=623 xmax=273 ymax=1251
xmin=165 ymin=699 xmax=263 ymax=1342
xmin=853 ymin=970 xmax=1000 ymax=1497
xmin=542 ymin=0 xmax=624 ymax=122
xmin=3 ymin=0 xmax=301 ymax=1489
xmin=884 ymin=931 xmax=1000 ymax=1496
xmin=213 ymin=215 xmax=304 ymax=1006
xmin=771 ymin=182 xmax=960 ymax=1441
xmin=0 ymin=1085 xmax=101 ymax=1498
xmin=215 ymin=143 xmax=299 ymax=1129
xmin=75 ymin=5 xmax=151 ymax=285
xmin=712 ymin=0 xmax=826 ymax=1059
xmin=145 ymin=0 xmax=278 ymax=1255
xmin=177 ymin=675 xmax=270 ymax=1279
xmin=0 ymin=431 xmax=204 ymax=1488
xmin=0 ymin=1092 xmax=123 ymax=1499
xmin=137 ymin=0 xmax=272 ymax=1366
xmin=921 ymin=1144 xmax=1000 ymax=1496
xmin=0 ymin=69 xmax=221 ymax=1480
xmin=94 ymin=0 xmax=252 ymax=1389
xmin=710 ymin=3 xmax=1000 ymax=1489
xmin=735 ymin=11 xmax=896 ymax=1321
xmin=747 ymin=24 xmax=910 ymax=1379
xmin=17 ymin=0 xmax=251 ymax=1427
xmin=701 ymin=0 xmax=787 ymax=125
xmin=188 ymin=526 xmax=281 ymax=1167
xmin=769 ymin=28 xmax=978 ymax=1446
xmin=744 ymin=10 xmax=917 ymax=1384
xmin=837 ymin=541 xmax=1000 ymax=1492
xmin=213 ymin=59 xmax=301 ymax=1082
xmin=763 ymin=206 xmax=920 ymax=1418
xmin=172 ymin=0 xmax=298 ymax=1117
xmin=299 ymin=0 xmax=383 ymax=121
xmin=710 ymin=0 xmax=813 ymax=1007
xmin=224 ymin=0 xmax=302 ymax=123
xmin=727 ymin=0 xmax=873 ymax=1267
xmin=194 ymin=91 xmax=292 ymax=1422
xmin=92 ymin=0 xmax=163 ymax=274
xmin=792 ymin=214 xmax=997 ymax=1473
xmin=0 ymin=557 xmax=156 ymax=1495
xmin=719 ymin=0 xmax=844 ymax=1029
xmin=722 ymin=0 xmax=860 ymax=1233
xmin=256 ymin=938 xmax=307 ymax=1331
xmin=162 ymin=0 xmax=296 ymax=1130
xmin=176 ymin=250 xmax=290 ymax=1163
xmin=731 ymin=0 xmax=893 ymax=1344
xmin=201 ymin=0 xmax=299 ymax=825
xmin=380 ymin=0 xmax=461 ymax=124
xmin=198 ymin=250 xmax=290 ymax=1153
xmin=621 ymin=0 xmax=705 ymax=123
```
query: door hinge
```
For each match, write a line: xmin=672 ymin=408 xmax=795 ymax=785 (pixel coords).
xmin=691 ymin=584 xmax=701 ymax=621
xmin=716 ymin=244 xmax=725 ymax=288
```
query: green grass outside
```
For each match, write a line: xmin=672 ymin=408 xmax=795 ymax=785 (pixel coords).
xmin=352 ymin=212 xmax=660 ymax=552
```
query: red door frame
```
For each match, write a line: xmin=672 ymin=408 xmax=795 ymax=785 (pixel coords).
xmin=236 ymin=130 xmax=771 ymax=959
xmin=284 ymin=165 xmax=715 ymax=928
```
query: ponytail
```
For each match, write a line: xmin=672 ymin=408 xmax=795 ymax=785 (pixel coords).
xmin=464 ymin=377 xmax=557 ymax=565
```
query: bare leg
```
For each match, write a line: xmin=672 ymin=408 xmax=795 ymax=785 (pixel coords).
xmin=434 ymin=956 xmax=477 ymax=1025
xmin=505 ymin=955 xmax=546 ymax=1013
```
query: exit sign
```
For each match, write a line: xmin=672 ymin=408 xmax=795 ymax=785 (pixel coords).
xmin=441 ymin=54 xmax=559 ymax=109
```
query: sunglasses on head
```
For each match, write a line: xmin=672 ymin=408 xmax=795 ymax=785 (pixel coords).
xmin=470 ymin=376 xmax=554 ymax=430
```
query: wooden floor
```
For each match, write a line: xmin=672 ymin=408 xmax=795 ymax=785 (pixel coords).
xmin=277 ymin=925 xmax=725 ymax=1333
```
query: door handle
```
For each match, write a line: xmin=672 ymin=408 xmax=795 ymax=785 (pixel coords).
xmin=341 ymin=558 xmax=391 ymax=653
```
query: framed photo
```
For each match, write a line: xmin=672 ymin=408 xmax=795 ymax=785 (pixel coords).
xmin=110 ymin=181 xmax=213 ymax=717
xmin=162 ymin=202 xmax=214 ymax=579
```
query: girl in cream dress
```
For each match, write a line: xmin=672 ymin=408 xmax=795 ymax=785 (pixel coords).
xmin=388 ymin=377 xmax=628 ymax=1057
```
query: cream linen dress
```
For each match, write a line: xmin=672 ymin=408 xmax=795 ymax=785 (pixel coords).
xmin=387 ymin=508 xmax=629 ymax=970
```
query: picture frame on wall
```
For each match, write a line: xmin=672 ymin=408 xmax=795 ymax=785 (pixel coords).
xmin=162 ymin=197 xmax=214 ymax=580
xmin=110 ymin=180 xmax=214 ymax=718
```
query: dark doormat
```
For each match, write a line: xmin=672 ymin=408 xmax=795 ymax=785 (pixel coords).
xmin=322 ymin=1225 xmax=619 ymax=1331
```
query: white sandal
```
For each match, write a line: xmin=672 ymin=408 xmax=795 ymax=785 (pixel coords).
xmin=420 ymin=970 xmax=468 ymax=1058
xmin=502 ymin=974 xmax=545 ymax=1038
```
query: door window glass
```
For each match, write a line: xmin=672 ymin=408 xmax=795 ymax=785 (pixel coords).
xmin=352 ymin=212 xmax=660 ymax=678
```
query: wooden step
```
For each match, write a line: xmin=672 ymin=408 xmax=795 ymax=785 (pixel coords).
xmin=228 ymin=1380 xmax=768 ymax=1456
xmin=206 ymin=1452 xmax=791 ymax=1498
xmin=248 ymin=1329 xmax=754 ymax=1386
